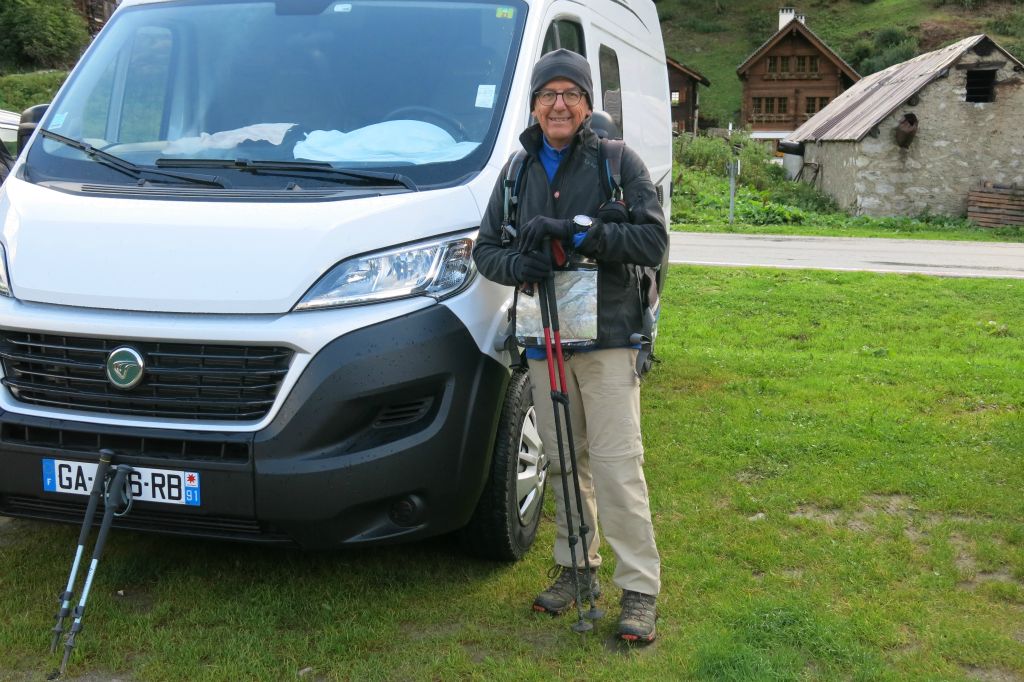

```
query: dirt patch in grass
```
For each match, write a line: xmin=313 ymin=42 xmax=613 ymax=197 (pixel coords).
xmin=735 ymin=469 xmax=764 ymax=485
xmin=789 ymin=494 xmax=919 ymax=530
xmin=949 ymin=533 xmax=1022 ymax=592
xmin=113 ymin=587 xmax=157 ymax=615
xmin=789 ymin=505 xmax=840 ymax=526
xmin=959 ymin=568 xmax=1018 ymax=592
xmin=961 ymin=664 xmax=1024 ymax=682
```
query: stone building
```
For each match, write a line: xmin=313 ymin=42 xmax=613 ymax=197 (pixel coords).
xmin=783 ymin=35 xmax=1024 ymax=217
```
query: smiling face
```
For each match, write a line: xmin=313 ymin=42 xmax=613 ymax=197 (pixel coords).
xmin=531 ymin=78 xmax=592 ymax=150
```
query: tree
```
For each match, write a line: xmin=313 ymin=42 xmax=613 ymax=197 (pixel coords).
xmin=0 ymin=0 xmax=89 ymax=72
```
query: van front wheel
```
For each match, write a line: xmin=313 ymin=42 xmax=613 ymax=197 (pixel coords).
xmin=462 ymin=367 xmax=547 ymax=561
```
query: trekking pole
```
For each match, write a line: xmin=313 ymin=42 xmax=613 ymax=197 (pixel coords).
xmin=59 ymin=463 xmax=134 ymax=676
xmin=537 ymin=272 xmax=592 ymax=634
xmin=50 ymin=450 xmax=114 ymax=653
xmin=539 ymin=259 xmax=605 ymax=624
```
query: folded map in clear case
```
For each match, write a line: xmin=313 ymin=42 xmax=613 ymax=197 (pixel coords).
xmin=516 ymin=269 xmax=598 ymax=347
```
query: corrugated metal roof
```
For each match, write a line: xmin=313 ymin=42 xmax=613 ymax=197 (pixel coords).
xmin=786 ymin=35 xmax=1024 ymax=143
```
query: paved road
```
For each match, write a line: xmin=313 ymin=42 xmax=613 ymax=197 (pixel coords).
xmin=668 ymin=232 xmax=1024 ymax=279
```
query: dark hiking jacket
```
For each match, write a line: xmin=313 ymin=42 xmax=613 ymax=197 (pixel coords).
xmin=473 ymin=122 xmax=667 ymax=349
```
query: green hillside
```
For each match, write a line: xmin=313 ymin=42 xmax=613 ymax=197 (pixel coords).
xmin=658 ymin=0 xmax=1024 ymax=125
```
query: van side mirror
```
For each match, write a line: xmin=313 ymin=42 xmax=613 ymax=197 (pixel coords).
xmin=588 ymin=110 xmax=621 ymax=140
xmin=18 ymin=104 xmax=49 ymax=153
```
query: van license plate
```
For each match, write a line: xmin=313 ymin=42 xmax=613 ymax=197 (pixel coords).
xmin=42 ymin=458 xmax=201 ymax=507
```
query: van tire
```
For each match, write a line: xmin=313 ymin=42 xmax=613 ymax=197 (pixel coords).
xmin=461 ymin=367 xmax=547 ymax=562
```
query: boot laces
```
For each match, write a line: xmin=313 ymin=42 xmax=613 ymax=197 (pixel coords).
xmin=620 ymin=590 xmax=656 ymax=619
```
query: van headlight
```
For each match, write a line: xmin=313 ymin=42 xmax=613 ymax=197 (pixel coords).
xmin=294 ymin=233 xmax=476 ymax=310
xmin=0 ymin=244 xmax=11 ymax=297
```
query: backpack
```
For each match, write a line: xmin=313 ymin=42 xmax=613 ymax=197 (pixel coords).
xmin=499 ymin=138 xmax=660 ymax=376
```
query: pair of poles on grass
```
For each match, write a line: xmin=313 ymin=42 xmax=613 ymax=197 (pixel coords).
xmin=50 ymin=449 xmax=134 ymax=677
xmin=528 ymin=239 xmax=604 ymax=633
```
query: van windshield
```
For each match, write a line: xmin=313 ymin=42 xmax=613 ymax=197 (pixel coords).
xmin=25 ymin=0 xmax=526 ymax=192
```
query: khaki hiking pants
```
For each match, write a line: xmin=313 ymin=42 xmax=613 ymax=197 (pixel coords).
xmin=527 ymin=347 xmax=661 ymax=596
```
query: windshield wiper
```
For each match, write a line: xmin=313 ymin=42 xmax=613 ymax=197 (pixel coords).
xmin=38 ymin=129 xmax=227 ymax=188
xmin=155 ymin=158 xmax=418 ymax=191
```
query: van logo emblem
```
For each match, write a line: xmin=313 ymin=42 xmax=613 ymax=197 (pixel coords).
xmin=106 ymin=347 xmax=145 ymax=389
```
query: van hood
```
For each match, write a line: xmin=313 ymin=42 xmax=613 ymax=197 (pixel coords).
xmin=0 ymin=180 xmax=481 ymax=314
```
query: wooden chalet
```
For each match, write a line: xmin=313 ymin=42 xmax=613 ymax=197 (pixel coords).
xmin=666 ymin=57 xmax=710 ymax=133
xmin=737 ymin=8 xmax=859 ymax=140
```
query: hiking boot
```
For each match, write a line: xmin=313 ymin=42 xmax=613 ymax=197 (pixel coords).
xmin=532 ymin=565 xmax=600 ymax=615
xmin=617 ymin=590 xmax=657 ymax=643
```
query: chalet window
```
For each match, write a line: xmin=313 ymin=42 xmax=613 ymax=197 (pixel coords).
xmin=752 ymin=97 xmax=763 ymax=114
xmin=780 ymin=56 xmax=790 ymax=73
xmin=809 ymin=56 xmax=819 ymax=73
xmin=819 ymin=97 xmax=829 ymax=109
xmin=671 ymin=91 xmax=680 ymax=106
xmin=599 ymin=45 xmax=623 ymax=132
xmin=805 ymin=97 xmax=817 ymax=114
xmin=765 ymin=98 xmax=775 ymax=114
xmin=778 ymin=97 xmax=788 ymax=114
xmin=767 ymin=57 xmax=777 ymax=73
xmin=965 ymin=69 xmax=996 ymax=103
xmin=796 ymin=56 xmax=807 ymax=73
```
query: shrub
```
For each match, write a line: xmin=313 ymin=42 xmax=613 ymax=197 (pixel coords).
xmin=986 ymin=10 xmax=1024 ymax=38
xmin=849 ymin=27 xmax=919 ymax=75
xmin=0 ymin=70 xmax=67 ymax=111
xmin=0 ymin=0 xmax=89 ymax=72
xmin=767 ymin=179 xmax=838 ymax=213
xmin=738 ymin=201 xmax=807 ymax=225
xmin=874 ymin=27 xmax=910 ymax=49
xmin=859 ymin=40 xmax=918 ymax=75
xmin=679 ymin=135 xmax=731 ymax=175
xmin=736 ymin=136 xmax=784 ymax=190
xmin=1003 ymin=39 xmax=1024 ymax=62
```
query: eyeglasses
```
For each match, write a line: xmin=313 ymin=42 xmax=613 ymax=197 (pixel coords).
xmin=534 ymin=89 xmax=585 ymax=107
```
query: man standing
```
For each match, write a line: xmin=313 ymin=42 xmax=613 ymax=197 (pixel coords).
xmin=473 ymin=49 xmax=667 ymax=643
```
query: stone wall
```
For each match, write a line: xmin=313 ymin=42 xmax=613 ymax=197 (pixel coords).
xmin=802 ymin=49 xmax=1024 ymax=217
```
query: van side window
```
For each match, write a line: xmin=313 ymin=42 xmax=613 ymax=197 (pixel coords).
xmin=542 ymin=20 xmax=585 ymax=57
xmin=599 ymin=45 xmax=623 ymax=133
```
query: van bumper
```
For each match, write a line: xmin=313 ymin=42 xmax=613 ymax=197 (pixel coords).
xmin=0 ymin=305 xmax=510 ymax=549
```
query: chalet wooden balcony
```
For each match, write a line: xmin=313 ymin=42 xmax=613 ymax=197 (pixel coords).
xmin=762 ymin=73 xmax=823 ymax=81
xmin=748 ymin=114 xmax=794 ymax=124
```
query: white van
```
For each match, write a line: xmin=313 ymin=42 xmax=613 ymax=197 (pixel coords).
xmin=0 ymin=0 xmax=671 ymax=559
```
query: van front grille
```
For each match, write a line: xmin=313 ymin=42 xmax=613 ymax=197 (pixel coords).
xmin=0 ymin=332 xmax=292 ymax=421
xmin=0 ymin=423 xmax=250 ymax=463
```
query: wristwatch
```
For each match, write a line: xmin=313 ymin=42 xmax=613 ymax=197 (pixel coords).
xmin=572 ymin=214 xmax=594 ymax=231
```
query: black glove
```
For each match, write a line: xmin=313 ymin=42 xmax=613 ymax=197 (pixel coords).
xmin=511 ymin=250 xmax=551 ymax=284
xmin=597 ymin=199 xmax=630 ymax=224
xmin=518 ymin=215 xmax=575 ymax=253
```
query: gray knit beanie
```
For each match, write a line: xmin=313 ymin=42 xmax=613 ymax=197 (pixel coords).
xmin=530 ymin=49 xmax=594 ymax=107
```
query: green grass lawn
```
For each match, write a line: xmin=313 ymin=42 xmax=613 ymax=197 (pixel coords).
xmin=2 ymin=267 xmax=1022 ymax=681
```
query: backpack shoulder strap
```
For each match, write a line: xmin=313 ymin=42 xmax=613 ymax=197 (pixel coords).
xmin=597 ymin=138 xmax=625 ymax=202
xmin=501 ymin=150 xmax=530 ymax=243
